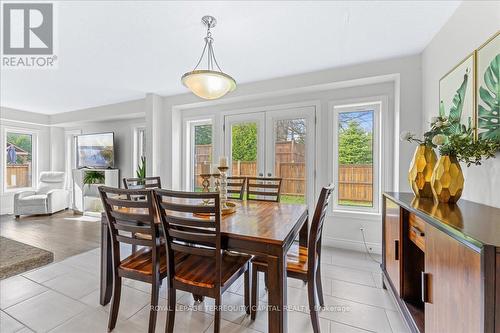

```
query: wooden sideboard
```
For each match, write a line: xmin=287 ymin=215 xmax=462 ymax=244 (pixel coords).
xmin=382 ymin=192 xmax=500 ymax=333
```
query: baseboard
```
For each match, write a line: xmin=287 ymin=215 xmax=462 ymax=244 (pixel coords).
xmin=323 ymin=236 xmax=382 ymax=255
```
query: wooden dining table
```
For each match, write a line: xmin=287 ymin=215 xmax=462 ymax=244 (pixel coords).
xmin=99 ymin=200 xmax=308 ymax=333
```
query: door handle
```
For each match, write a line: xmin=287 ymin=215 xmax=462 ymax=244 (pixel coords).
xmin=421 ymin=272 xmax=429 ymax=303
xmin=394 ymin=240 xmax=399 ymax=261
xmin=258 ymin=173 xmax=263 ymax=177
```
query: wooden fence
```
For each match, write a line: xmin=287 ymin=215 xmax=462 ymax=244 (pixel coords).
xmin=193 ymin=143 xmax=372 ymax=202
xmin=6 ymin=164 xmax=30 ymax=188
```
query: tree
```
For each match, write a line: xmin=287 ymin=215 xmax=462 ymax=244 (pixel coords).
xmin=232 ymin=123 xmax=257 ymax=161
xmin=6 ymin=133 xmax=32 ymax=163
xmin=194 ymin=125 xmax=212 ymax=145
xmin=338 ymin=121 xmax=372 ymax=165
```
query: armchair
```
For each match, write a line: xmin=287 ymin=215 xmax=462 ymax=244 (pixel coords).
xmin=14 ymin=171 xmax=70 ymax=218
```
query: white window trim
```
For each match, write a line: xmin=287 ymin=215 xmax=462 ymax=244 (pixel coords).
xmin=182 ymin=117 xmax=214 ymax=191
xmin=132 ymin=124 xmax=146 ymax=175
xmin=328 ymin=96 xmax=391 ymax=219
xmin=2 ymin=126 xmax=39 ymax=193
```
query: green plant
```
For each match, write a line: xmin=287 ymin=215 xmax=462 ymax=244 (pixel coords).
xmin=440 ymin=69 xmax=470 ymax=135
xmin=136 ymin=156 xmax=146 ymax=182
xmin=478 ymin=54 xmax=500 ymax=141
xmin=83 ymin=170 xmax=105 ymax=187
xmin=435 ymin=126 xmax=500 ymax=166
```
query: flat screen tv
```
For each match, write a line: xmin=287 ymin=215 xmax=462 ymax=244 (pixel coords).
xmin=77 ymin=132 xmax=114 ymax=168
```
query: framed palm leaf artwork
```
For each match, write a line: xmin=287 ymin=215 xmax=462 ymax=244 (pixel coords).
xmin=439 ymin=53 xmax=475 ymax=135
xmin=476 ymin=31 xmax=500 ymax=142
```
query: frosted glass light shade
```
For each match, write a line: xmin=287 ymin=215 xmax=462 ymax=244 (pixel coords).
xmin=181 ymin=70 xmax=236 ymax=100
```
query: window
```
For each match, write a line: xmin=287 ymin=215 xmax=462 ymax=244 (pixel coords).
xmin=5 ymin=131 xmax=36 ymax=190
xmin=333 ymin=102 xmax=380 ymax=213
xmin=133 ymin=127 xmax=146 ymax=174
xmin=188 ymin=120 xmax=213 ymax=191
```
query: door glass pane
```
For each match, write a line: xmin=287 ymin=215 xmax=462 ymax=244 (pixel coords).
xmin=231 ymin=122 xmax=258 ymax=177
xmin=274 ymin=118 xmax=306 ymax=204
xmin=337 ymin=111 xmax=374 ymax=207
xmin=6 ymin=132 xmax=33 ymax=189
xmin=193 ymin=124 xmax=212 ymax=191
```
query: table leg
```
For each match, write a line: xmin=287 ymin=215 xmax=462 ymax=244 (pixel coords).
xmin=100 ymin=220 xmax=112 ymax=305
xmin=267 ymin=251 xmax=287 ymax=333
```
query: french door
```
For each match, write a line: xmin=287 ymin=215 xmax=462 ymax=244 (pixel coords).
xmin=224 ymin=106 xmax=315 ymax=208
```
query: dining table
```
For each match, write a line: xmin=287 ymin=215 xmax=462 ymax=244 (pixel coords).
xmin=99 ymin=199 xmax=308 ymax=333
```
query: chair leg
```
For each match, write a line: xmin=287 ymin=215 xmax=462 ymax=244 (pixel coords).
xmin=214 ymin=295 xmax=221 ymax=333
xmin=148 ymin=280 xmax=160 ymax=333
xmin=107 ymin=276 xmax=122 ymax=331
xmin=315 ymin=265 xmax=325 ymax=308
xmin=308 ymin=276 xmax=321 ymax=333
xmin=166 ymin=287 xmax=176 ymax=333
xmin=250 ymin=267 xmax=258 ymax=320
xmin=244 ymin=265 xmax=250 ymax=314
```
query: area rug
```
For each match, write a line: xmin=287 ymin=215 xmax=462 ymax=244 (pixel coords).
xmin=0 ymin=236 xmax=54 ymax=279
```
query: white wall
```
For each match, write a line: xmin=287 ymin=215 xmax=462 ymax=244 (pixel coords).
xmin=422 ymin=1 xmax=500 ymax=208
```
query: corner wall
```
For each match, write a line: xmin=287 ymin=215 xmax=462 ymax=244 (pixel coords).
xmin=422 ymin=1 xmax=500 ymax=208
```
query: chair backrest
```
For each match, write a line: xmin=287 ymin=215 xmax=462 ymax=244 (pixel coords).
xmin=123 ymin=177 xmax=162 ymax=190
xmin=227 ymin=176 xmax=246 ymax=200
xmin=307 ymin=184 xmax=334 ymax=277
xmin=246 ymin=177 xmax=282 ymax=202
xmin=99 ymin=186 xmax=161 ymax=272
xmin=38 ymin=171 xmax=65 ymax=193
xmin=154 ymin=189 xmax=222 ymax=290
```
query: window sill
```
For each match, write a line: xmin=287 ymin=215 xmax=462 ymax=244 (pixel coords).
xmin=3 ymin=187 xmax=35 ymax=194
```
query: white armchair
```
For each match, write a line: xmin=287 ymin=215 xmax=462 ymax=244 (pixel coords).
xmin=14 ymin=171 xmax=70 ymax=218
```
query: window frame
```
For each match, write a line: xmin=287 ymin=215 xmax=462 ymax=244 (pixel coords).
xmin=2 ymin=126 xmax=39 ymax=192
xmin=183 ymin=118 xmax=214 ymax=191
xmin=331 ymin=101 xmax=382 ymax=215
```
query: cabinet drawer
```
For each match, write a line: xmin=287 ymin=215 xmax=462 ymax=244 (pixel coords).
xmin=409 ymin=213 xmax=425 ymax=251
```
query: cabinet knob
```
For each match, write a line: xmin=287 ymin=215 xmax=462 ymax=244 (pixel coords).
xmin=421 ymin=272 xmax=430 ymax=303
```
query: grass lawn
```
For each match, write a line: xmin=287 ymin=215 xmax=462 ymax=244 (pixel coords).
xmin=338 ymin=200 xmax=373 ymax=207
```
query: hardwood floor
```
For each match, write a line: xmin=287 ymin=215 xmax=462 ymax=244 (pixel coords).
xmin=0 ymin=211 xmax=100 ymax=261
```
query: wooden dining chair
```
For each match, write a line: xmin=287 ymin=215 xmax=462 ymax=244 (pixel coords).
xmin=227 ymin=176 xmax=246 ymax=200
xmin=153 ymin=189 xmax=252 ymax=333
xmin=123 ymin=176 xmax=162 ymax=190
xmin=250 ymin=184 xmax=334 ymax=333
xmin=246 ymin=177 xmax=282 ymax=202
xmin=99 ymin=186 xmax=173 ymax=333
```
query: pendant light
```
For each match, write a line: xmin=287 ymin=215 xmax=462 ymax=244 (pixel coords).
xmin=181 ymin=16 xmax=236 ymax=100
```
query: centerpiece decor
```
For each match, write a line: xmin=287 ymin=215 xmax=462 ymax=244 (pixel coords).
xmin=197 ymin=157 xmax=236 ymax=215
xmin=400 ymin=116 xmax=449 ymax=198
xmin=431 ymin=124 xmax=500 ymax=203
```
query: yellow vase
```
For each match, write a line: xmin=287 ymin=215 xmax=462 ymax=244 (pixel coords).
xmin=431 ymin=155 xmax=464 ymax=203
xmin=408 ymin=144 xmax=437 ymax=198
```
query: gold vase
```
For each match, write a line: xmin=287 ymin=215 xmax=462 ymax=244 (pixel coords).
xmin=431 ymin=155 xmax=464 ymax=203
xmin=408 ymin=144 xmax=437 ymax=198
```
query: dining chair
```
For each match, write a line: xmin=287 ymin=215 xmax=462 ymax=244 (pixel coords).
xmin=123 ymin=176 xmax=162 ymax=253
xmin=250 ymin=184 xmax=334 ymax=333
xmin=227 ymin=176 xmax=246 ymax=200
xmin=153 ymin=189 xmax=252 ymax=333
xmin=246 ymin=177 xmax=282 ymax=202
xmin=99 ymin=186 xmax=174 ymax=333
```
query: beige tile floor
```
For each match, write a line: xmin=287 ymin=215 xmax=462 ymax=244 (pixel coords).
xmin=0 ymin=246 xmax=410 ymax=333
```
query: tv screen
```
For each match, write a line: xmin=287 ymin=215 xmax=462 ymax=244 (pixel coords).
xmin=77 ymin=132 xmax=114 ymax=168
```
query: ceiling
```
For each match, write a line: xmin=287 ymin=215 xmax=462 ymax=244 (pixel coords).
xmin=0 ymin=1 xmax=460 ymax=114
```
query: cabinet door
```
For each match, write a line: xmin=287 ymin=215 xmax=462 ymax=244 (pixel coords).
xmin=384 ymin=198 xmax=401 ymax=294
xmin=424 ymin=224 xmax=481 ymax=333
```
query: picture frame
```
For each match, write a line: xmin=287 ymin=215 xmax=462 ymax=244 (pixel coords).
xmin=476 ymin=30 xmax=500 ymax=142
xmin=439 ymin=52 xmax=476 ymax=135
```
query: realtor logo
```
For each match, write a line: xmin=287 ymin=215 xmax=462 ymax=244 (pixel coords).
xmin=2 ymin=2 xmax=57 ymax=68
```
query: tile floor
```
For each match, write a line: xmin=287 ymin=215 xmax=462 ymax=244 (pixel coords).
xmin=0 ymin=246 xmax=410 ymax=333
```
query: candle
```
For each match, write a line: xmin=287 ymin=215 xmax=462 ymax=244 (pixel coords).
xmin=219 ymin=156 xmax=228 ymax=168
xmin=213 ymin=165 xmax=220 ymax=174
xmin=201 ymin=162 xmax=211 ymax=175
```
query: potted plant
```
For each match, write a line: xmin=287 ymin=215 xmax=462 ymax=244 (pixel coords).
xmin=400 ymin=116 xmax=450 ymax=198
xmin=136 ymin=156 xmax=146 ymax=186
xmin=431 ymin=125 xmax=500 ymax=203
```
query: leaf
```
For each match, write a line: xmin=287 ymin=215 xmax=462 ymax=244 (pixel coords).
xmin=478 ymin=54 xmax=500 ymax=141
xmin=439 ymin=101 xmax=445 ymax=117
xmin=446 ymin=71 xmax=469 ymax=134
